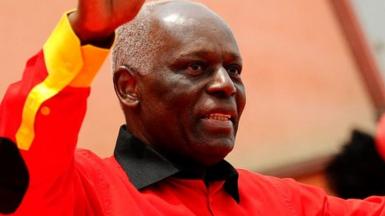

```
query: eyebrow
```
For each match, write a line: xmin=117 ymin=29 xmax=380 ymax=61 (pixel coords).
xmin=176 ymin=50 xmax=242 ymax=64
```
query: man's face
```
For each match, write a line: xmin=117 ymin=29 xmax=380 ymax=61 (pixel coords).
xmin=135 ymin=4 xmax=246 ymax=165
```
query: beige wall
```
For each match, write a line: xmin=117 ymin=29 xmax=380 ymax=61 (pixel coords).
xmin=0 ymin=0 xmax=376 ymax=172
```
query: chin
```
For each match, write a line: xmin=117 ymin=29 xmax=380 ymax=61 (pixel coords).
xmin=197 ymin=152 xmax=229 ymax=166
xmin=194 ymin=139 xmax=234 ymax=166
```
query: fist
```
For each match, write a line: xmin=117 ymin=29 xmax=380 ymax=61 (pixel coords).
xmin=69 ymin=0 xmax=145 ymax=43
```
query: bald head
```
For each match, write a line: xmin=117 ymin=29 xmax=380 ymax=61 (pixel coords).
xmin=112 ymin=0 xmax=245 ymax=165
xmin=112 ymin=0 xmax=234 ymax=74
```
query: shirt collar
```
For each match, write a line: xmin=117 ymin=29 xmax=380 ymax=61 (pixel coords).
xmin=114 ymin=126 xmax=240 ymax=202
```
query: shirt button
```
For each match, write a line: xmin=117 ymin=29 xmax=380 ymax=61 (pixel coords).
xmin=40 ymin=106 xmax=51 ymax=116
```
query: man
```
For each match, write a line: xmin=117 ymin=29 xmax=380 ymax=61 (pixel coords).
xmin=1 ymin=0 xmax=385 ymax=215
xmin=326 ymin=129 xmax=385 ymax=199
xmin=326 ymin=115 xmax=385 ymax=199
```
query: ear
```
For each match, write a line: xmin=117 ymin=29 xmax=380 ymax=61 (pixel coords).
xmin=113 ymin=66 xmax=140 ymax=107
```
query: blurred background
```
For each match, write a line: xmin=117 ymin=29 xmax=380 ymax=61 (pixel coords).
xmin=1 ymin=0 xmax=384 ymax=194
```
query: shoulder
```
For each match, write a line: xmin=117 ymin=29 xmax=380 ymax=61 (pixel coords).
xmin=74 ymin=149 xmax=128 ymax=181
xmin=75 ymin=149 xmax=105 ymax=167
xmin=74 ymin=149 xmax=117 ymax=178
xmin=237 ymin=168 xmax=329 ymax=201
xmin=237 ymin=168 xmax=292 ymax=187
xmin=237 ymin=169 xmax=331 ymax=214
xmin=237 ymin=169 xmax=291 ymax=198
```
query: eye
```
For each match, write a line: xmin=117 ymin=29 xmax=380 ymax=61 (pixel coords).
xmin=226 ymin=64 xmax=242 ymax=77
xmin=186 ymin=61 xmax=207 ymax=76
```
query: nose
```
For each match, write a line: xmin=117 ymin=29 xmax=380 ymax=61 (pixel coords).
xmin=206 ymin=66 xmax=236 ymax=97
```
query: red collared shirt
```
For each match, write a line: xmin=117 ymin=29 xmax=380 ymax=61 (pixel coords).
xmin=1 ymin=13 xmax=385 ymax=216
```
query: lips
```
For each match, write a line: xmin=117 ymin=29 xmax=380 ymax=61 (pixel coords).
xmin=202 ymin=107 xmax=237 ymax=124
xmin=206 ymin=113 xmax=232 ymax=121
xmin=199 ymin=108 xmax=237 ymax=135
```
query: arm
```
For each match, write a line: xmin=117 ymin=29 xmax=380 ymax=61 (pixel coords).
xmin=277 ymin=177 xmax=385 ymax=215
xmin=0 ymin=0 xmax=144 ymax=214
xmin=0 ymin=14 xmax=110 ymax=214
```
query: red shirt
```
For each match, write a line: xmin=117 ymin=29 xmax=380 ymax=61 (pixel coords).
xmin=1 ymin=13 xmax=385 ymax=216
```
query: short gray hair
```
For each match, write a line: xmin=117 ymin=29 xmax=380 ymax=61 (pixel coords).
xmin=112 ymin=1 xmax=171 ymax=74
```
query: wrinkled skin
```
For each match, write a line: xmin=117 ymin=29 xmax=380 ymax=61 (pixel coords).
xmin=115 ymin=1 xmax=246 ymax=167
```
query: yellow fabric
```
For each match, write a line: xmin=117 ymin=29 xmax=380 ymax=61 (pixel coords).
xmin=16 ymin=12 xmax=110 ymax=150
xmin=70 ymin=45 xmax=109 ymax=87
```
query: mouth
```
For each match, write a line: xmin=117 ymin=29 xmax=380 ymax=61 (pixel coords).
xmin=200 ymin=110 xmax=236 ymax=134
xmin=205 ymin=113 xmax=232 ymax=122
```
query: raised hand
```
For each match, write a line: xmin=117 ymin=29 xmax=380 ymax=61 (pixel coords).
xmin=69 ymin=0 xmax=145 ymax=44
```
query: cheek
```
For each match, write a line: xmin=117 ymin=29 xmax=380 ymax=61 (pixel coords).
xmin=157 ymin=76 xmax=201 ymax=111
xmin=143 ymin=81 xmax=198 ymax=130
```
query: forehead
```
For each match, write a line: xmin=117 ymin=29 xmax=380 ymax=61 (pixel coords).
xmin=151 ymin=1 xmax=241 ymax=62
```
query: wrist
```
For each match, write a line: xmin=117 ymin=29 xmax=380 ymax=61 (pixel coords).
xmin=68 ymin=11 xmax=115 ymax=47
